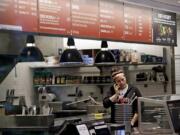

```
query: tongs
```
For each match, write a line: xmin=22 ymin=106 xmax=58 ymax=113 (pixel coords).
xmin=66 ymin=96 xmax=101 ymax=106
xmin=128 ymin=92 xmax=137 ymax=105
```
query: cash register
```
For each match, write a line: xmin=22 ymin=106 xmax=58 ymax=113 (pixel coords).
xmin=59 ymin=120 xmax=112 ymax=135
xmin=166 ymin=99 xmax=180 ymax=134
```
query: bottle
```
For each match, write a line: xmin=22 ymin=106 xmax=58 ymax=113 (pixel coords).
xmin=83 ymin=76 xmax=88 ymax=83
xmin=61 ymin=75 xmax=66 ymax=84
xmin=40 ymin=72 xmax=46 ymax=85
xmin=56 ymin=74 xmax=60 ymax=84
xmin=46 ymin=72 xmax=50 ymax=85
xmin=52 ymin=74 xmax=55 ymax=85
xmin=125 ymin=50 xmax=131 ymax=63
xmin=131 ymin=50 xmax=139 ymax=64
xmin=33 ymin=71 xmax=39 ymax=85
xmin=101 ymin=76 xmax=106 ymax=83
xmin=96 ymin=76 xmax=100 ymax=83
xmin=49 ymin=72 xmax=53 ymax=85
xmin=119 ymin=50 xmax=126 ymax=62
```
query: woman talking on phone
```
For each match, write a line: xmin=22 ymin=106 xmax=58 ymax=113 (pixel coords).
xmin=103 ymin=66 xmax=142 ymax=127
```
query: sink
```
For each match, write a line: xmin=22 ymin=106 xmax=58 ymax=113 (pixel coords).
xmin=0 ymin=114 xmax=54 ymax=128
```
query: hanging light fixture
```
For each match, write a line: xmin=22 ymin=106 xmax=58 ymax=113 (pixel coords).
xmin=18 ymin=35 xmax=44 ymax=62
xmin=95 ymin=41 xmax=115 ymax=64
xmin=60 ymin=37 xmax=83 ymax=64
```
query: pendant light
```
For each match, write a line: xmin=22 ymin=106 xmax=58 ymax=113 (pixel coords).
xmin=60 ymin=37 xmax=83 ymax=64
xmin=18 ymin=35 xmax=44 ymax=62
xmin=95 ymin=41 xmax=115 ymax=64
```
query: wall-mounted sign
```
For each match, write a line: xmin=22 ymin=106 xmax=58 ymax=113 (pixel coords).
xmin=38 ymin=0 xmax=71 ymax=35
xmin=123 ymin=4 xmax=152 ymax=43
xmin=153 ymin=10 xmax=176 ymax=46
xmin=0 ymin=0 xmax=38 ymax=32
xmin=71 ymin=0 xmax=99 ymax=38
xmin=99 ymin=0 xmax=124 ymax=40
xmin=0 ymin=0 xmax=177 ymax=46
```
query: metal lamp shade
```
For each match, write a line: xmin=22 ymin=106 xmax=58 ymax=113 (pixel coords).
xmin=60 ymin=37 xmax=83 ymax=63
xmin=95 ymin=50 xmax=115 ymax=64
xmin=60 ymin=49 xmax=83 ymax=63
xmin=18 ymin=47 xmax=44 ymax=62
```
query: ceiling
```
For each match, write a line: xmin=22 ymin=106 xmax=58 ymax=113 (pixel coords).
xmin=117 ymin=0 xmax=180 ymax=14
xmin=152 ymin=0 xmax=180 ymax=6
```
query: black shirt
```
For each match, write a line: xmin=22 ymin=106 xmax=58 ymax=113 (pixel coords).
xmin=103 ymin=84 xmax=142 ymax=126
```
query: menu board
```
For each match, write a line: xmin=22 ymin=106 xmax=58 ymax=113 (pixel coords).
xmin=99 ymin=0 xmax=124 ymax=40
xmin=153 ymin=10 xmax=176 ymax=46
xmin=38 ymin=0 xmax=71 ymax=35
xmin=71 ymin=0 xmax=99 ymax=38
xmin=0 ymin=0 xmax=177 ymax=46
xmin=0 ymin=0 xmax=38 ymax=32
xmin=124 ymin=4 xmax=152 ymax=43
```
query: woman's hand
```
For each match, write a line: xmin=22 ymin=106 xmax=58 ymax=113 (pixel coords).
xmin=118 ymin=97 xmax=129 ymax=104
xmin=113 ymin=84 xmax=120 ymax=93
xmin=109 ymin=93 xmax=119 ymax=103
xmin=109 ymin=84 xmax=121 ymax=103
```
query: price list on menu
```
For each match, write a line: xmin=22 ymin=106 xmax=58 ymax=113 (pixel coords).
xmin=71 ymin=0 xmax=99 ymax=38
xmin=0 ymin=0 xmax=38 ymax=32
xmin=38 ymin=0 xmax=71 ymax=35
xmin=99 ymin=0 xmax=124 ymax=40
xmin=124 ymin=4 xmax=152 ymax=43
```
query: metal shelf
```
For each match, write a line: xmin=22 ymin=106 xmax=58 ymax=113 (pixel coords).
xmin=30 ymin=62 xmax=90 ymax=69
xmin=34 ymin=81 xmax=164 ymax=87
xmin=30 ymin=62 xmax=166 ymax=69
xmin=34 ymin=83 xmax=113 ymax=87
xmin=95 ymin=62 xmax=166 ymax=67
xmin=132 ymin=81 xmax=165 ymax=85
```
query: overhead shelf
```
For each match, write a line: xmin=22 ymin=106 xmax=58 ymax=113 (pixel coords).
xmin=34 ymin=83 xmax=113 ymax=87
xmin=94 ymin=62 xmax=167 ymax=67
xmin=34 ymin=81 xmax=165 ymax=88
xmin=30 ymin=62 xmax=166 ymax=69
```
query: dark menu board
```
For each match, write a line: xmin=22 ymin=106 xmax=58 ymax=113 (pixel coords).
xmin=99 ymin=0 xmax=124 ymax=40
xmin=153 ymin=10 xmax=176 ymax=45
xmin=71 ymin=0 xmax=99 ymax=38
xmin=0 ymin=0 xmax=38 ymax=32
xmin=38 ymin=0 xmax=71 ymax=35
xmin=124 ymin=4 xmax=152 ymax=43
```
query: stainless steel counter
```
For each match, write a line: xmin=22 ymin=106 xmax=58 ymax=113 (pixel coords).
xmin=0 ymin=114 xmax=54 ymax=130
xmin=0 ymin=114 xmax=110 ymax=134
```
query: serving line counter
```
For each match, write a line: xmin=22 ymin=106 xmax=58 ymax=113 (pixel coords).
xmin=1 ymin=94 xmax=180 ymax=135
xmin=0 ymin=113 xmax=133 ymax=135
xmin=0 ymin=113 xmax=111 ymax=135
xmin=0 ymin=113 xmax=147 ymax=135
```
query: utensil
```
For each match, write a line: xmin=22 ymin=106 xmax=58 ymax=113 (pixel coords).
xmin=129 ymin=96 xmax=137 ymax=105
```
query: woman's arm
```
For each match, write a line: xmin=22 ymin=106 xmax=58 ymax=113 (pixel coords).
xmin=103 ymin=86 xmax=117 ymax=108
xmin=131 ymin=113 xmax=138 ymax=126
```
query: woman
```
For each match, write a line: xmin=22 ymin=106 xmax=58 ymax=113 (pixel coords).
xmin=103 ymin=67 xmax=142 ymax=127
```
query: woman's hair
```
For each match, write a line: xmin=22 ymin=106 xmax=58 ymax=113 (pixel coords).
xmin=111 ymin=66 xmax=124 ymax=79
